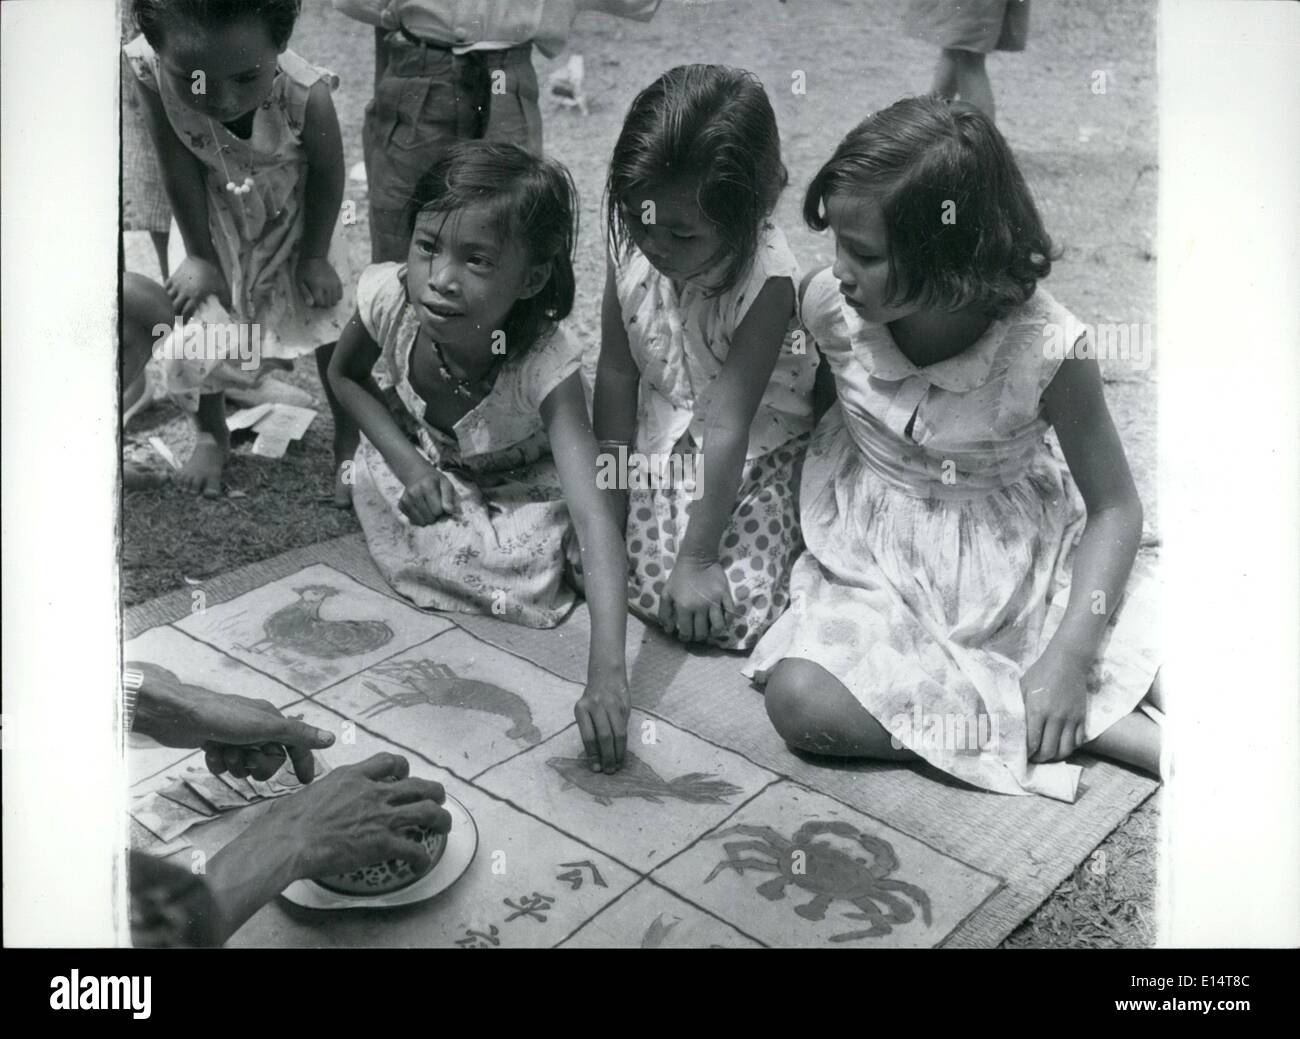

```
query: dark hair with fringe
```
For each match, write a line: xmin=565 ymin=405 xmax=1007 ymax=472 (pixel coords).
xmin=804 ymin=95 xmax=1056 ymax=318
xmin=133 ymin=0 xmax=302 ymax=51
xmin=605 ymin=64 xmax=788 ymax=298
xmin=407 ymin=141 xmax=578 ymax=354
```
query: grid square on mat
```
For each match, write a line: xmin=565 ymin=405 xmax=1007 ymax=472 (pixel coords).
xmin=560 ymin=879 xmax=761 ymax=948
xmin=475 ymin=711 xmax=777 ymax=871
xmin=314 ymin=628 xmax=579 ymax=778
xmin=176 ymin=563 xmax=452 ymax=694
xmin=651 ymin=780 xmax=1002 ymax=948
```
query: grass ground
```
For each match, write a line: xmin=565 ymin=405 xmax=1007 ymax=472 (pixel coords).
xmin=122 ymin=0 xmax=1160 ymax=947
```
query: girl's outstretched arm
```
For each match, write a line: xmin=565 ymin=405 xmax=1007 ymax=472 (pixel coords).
xmin=542 ymin=372 xmax=631 ymax=774
xmin=592 ymin=259 xmax=641 ymax=529
xmin=1024 ymin=352 xmax=1144 ymax=762
xmin=131 ymin=66 xmax=223 ymax=317
xmin=297 ymin=81 xmax=346 ymax=307
xmin=326 ymin=314 xmax=455 ymax=525
xmin=663 ymin=275 xmax=795 ymax=642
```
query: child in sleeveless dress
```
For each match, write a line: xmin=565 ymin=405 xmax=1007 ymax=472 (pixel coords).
xmin=121 ymin=0 xmax=359 ymax=502
xmin=749 ymin=97 xmax=1161 ymax=801
xmin=594 ymin=64 xmax=817 ymax=652
xmin=329 ymin=142 xmax=634 ymax=774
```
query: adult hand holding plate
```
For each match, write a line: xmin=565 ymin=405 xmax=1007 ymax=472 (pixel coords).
xmin=276 ymin=753 xmax=451 ymax=880
xmin=204 ymin=753 xmax=453 ymax=938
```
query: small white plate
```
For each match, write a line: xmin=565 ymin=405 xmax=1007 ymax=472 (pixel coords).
xmin=280 ymin=793 xmax=477 ymax=911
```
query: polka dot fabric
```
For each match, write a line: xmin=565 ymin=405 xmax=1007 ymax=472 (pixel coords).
xmin=625 ymin=435 xmax=808 ymax=651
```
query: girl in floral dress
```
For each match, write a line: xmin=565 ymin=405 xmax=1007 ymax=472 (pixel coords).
xmin=594 ymin=65 xmax=817 ymax=652
xmin=329 ymin=142 xmax=634 ymax=774
xmin=122 ymin=0 xmax=358 ymax=500
xmin=749 ymin=97 xmax=1161 ymax=801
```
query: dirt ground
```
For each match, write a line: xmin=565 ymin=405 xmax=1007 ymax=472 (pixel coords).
xmin=121 ymin=0 xmax=1161 ymax=948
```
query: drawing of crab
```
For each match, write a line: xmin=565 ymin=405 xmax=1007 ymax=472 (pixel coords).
xmin=703 ymin=820 xmax=932 ymax=942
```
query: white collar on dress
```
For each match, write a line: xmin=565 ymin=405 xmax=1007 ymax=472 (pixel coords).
xmin=838 ymin=298 xmax=1010 ymax=393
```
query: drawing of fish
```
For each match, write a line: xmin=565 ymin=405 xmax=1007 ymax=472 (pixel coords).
xmin=361 ymin=659 xmax=542 ymax=745
xmin=547 ymin=751 xmax=742 ymax=807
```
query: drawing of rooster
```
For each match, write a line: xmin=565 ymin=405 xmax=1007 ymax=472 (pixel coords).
xmin=239 ymin=585 xmax=394 ymax=659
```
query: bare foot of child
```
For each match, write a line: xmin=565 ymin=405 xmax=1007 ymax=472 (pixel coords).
xmin=177 ymin=434 xmax=227 ymax=498
xmin=123 ymin=461 xmax=169 ymax=491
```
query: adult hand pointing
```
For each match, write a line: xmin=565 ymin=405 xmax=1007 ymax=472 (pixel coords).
xmin=128 ymin=660 xmax=335 ymax=781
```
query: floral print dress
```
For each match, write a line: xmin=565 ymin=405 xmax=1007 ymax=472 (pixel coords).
xmin=615 ymin=221 xmax=817 ymax=650
xmin=350 ymin=264 xmax=586 ymax=627
xmin=123 ymin=35 xmax=358 ymax=407
xmin=745 ymin=270 xmax=1159 ymax=801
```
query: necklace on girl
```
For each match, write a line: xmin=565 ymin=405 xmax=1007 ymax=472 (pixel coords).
xmin=429 ymin=337 xmax=499 ymax=402
xmin=205 ymin=116 xmax=255 ymax=200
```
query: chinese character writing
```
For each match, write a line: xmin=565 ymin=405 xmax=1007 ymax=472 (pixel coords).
xmin=455 ymin=925 xmax=501 ymax=948
xmin=503 ymin=892 xmax=556 ymax=923
xmin=556 ymin=860 xmax=608 ymax=891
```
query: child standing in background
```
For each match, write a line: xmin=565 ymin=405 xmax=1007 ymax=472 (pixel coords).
xmin=120 ymin=3 xmax=171 ymax=440
xmin=121 ymin=57 xmax=172 ymax=280
xmin=906 ymin=0 xmax=1030 ymax=121
xmin=333 ymin=0 xmax=663 ymax=263
xmin=749 ymin=97 xmax=1160 ymax=801
xmin=122 ymin=0 xmax=360 ymax=502
xmin=594 ymin=65 xmax=816 ymax=651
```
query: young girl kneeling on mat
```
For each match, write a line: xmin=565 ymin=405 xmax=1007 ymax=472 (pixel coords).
xmin=329 ymin=142 xmax=632 ymax=773
xmin=748 ymin=97 xmax=1163 ymax=801
xmin=594 ymin=65 xmax=818 ymax=653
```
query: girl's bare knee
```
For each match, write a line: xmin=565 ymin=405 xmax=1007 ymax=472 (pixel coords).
xmin=764 ymin=659 xmax=832 ymax=746
xmin=123 ymin=272 xmax=173 ymax=326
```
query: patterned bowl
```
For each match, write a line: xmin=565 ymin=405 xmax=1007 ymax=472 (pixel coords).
xmin=311 ymin=826 xmax=447 ymax=897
